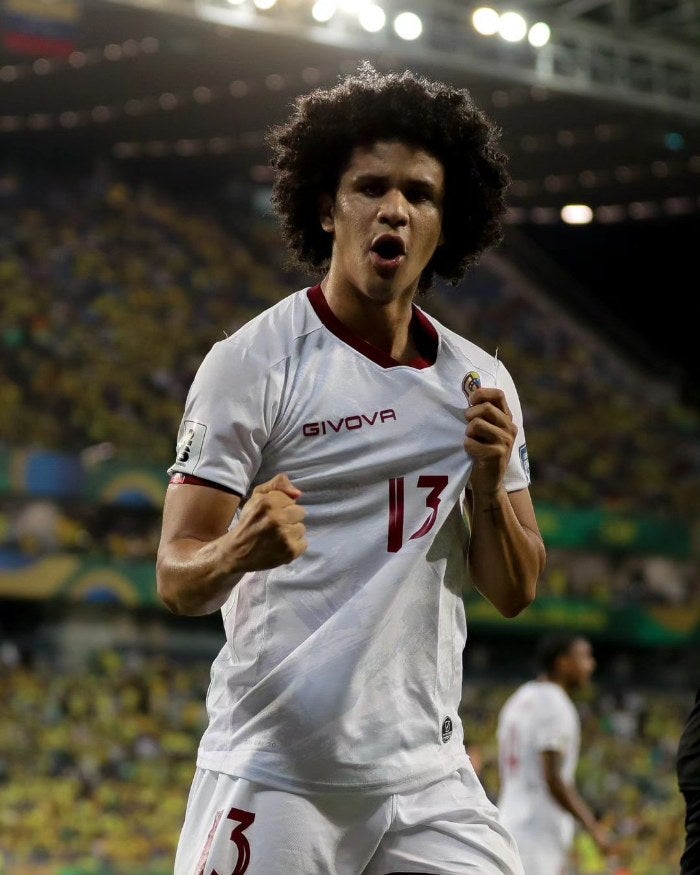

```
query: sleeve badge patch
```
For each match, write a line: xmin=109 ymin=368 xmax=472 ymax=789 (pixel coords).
xmin=519 ymin=443 xmax=530 ymax=483
xmin=169 ymin=420 xmax=207 ymax=474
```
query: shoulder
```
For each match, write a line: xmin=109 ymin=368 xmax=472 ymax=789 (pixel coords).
xmin=499 ymin=680 xmax=535 ymax=716
xmin=543 ymin=685 xmax=579 ymax=725
xmin=517 ymin=681 xmax=570 ymax=715
xmin=203 ymin=287 xmax=320 ymax=372
xmin=419 ymin=306 xmax=520 ymax=394
xmin=426 ymin=310 xmax=499 ymax=375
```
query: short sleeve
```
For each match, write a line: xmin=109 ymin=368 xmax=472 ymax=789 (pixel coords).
xmin=534 ymin=698 xmax=573 ymax=755
xmin=498 ymin=361 xmax=531 ymax=492
xmin=167 ymin=337 xmax=283 ymax=496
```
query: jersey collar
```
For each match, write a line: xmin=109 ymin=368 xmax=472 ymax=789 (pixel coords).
xmin=307 ymin=284 xmax=438 ymax=370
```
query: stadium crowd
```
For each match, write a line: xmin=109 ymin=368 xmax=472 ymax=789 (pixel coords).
xmin=0 ymin=643 xmax=689 ymax=874
xmin=1 ymin=165 xmax=696 ymax=874
xmin=1 ymin=168 xmax=699 ymax=522
xmin=2 ymin=495 xmax=698 ymax=607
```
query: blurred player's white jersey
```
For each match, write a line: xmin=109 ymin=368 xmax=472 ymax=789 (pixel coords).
xmin=497 ymin=680 xmax=580 ymax=857
xmin=168 ymin=284 xmax=530 ymax=795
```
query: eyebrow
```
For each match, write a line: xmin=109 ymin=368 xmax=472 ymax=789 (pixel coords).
xmin=353 ymin=172 xmax=440 ymax=195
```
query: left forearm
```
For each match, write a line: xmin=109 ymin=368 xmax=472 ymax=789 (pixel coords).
xmin=466 ymin=486 xmax=544 ymax=617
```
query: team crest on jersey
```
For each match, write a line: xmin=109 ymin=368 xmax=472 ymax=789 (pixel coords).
xmin=441 ymin=716 xmax=453 ymax=743
xmin=519 ymin=443 xmax=530 ymax=483
xmin=461 ymin=370 xmax=481 ymax=405
xmin=173 ymin=420 xmax=207 ymax=473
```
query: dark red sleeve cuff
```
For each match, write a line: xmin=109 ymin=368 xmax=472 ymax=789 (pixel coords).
xmin=169 ymin=472 xmax=241 ymax=496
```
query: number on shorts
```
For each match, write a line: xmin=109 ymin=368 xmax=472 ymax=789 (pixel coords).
xmin=211 ymin=807 xmax=256 ymax=875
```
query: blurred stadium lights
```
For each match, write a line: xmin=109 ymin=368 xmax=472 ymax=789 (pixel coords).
xmin=311 ymin=0 xmax=334 ymax=23
xmin=527 ymin=22 xmax=550 ymax=47
xmin=359 ymin=5 xmax=385 ymax=32
xmin=560 ymin=203 xmax=594 ymax=223
xmin=473 ymin=7 xmax=550 ymax=47
xmin=100 ymin=0 xmax=700 ymax=119
xmin=309 ymin=1 xmax=399 ymax=35
xmin=497 ymin=11 xmax=528 ymax=42
xmin=1 ymin=2 xmax=695 ymax=224
xmin=393 ymin=11 xmax=422 ymax=40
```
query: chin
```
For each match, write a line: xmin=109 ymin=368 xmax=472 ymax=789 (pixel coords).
xmin=356 ymin=276 xmax=396 ymax=300
xmin=369 ymin=272 xmax=419 ymax=300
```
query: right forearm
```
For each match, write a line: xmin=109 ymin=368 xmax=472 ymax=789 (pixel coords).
xmin=156 ymin=473 xmax=307 ymax=616
xmin=548 ymin=778 xmax=599 ymax=836
xmin=156 ymin=533 xmax=244 ymax=617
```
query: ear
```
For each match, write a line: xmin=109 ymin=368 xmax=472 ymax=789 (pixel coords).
xmin=319 ymin=193 xmax=334 ymax=233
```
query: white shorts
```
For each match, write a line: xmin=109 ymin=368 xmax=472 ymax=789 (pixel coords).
xmin=174 ymin=764 xmax=524 ymax=875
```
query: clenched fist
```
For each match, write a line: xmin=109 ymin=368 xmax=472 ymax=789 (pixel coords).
xmin=233 ymin=473 xmax=308 ymax=571
xmin=464 ymin=387 xmax=518 ymax=495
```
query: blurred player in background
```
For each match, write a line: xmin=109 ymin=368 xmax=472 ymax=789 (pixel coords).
xmin=678 ymin=687 xmax=700 ymax=874
xmin=157 ymin=61 xmax=545 ymax=875
xmin=496 ymin=632 xmax=611 ymax=875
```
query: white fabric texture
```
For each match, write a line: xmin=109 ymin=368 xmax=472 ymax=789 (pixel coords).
xmin=497 ymin=680 xmax=581 ymax=852
xmin=169 ymin=286 xmax=530 ymax=795
xmin=174 ymin=764 xmax=524 ymax=875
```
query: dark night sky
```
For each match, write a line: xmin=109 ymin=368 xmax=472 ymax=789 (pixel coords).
xmin=517 ymin=215 xmax=698 ymax=405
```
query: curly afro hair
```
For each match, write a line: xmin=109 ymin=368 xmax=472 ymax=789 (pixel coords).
xmin=266 ymin=60 xmax=510 ymax=293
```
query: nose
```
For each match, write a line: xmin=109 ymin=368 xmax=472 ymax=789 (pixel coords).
xmin=377 ymin=189 xmax=409 ymax=227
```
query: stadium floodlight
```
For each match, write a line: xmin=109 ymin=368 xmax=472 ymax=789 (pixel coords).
xmin=498 ymin=11 xmax=527 ymax=42
xmin=393 ymin=11 xmax=422 ymax=40
xmin=472 ymin=7 xmax=499 ymax=36
xmin=253 ymin=0 xmax=277 ymax=8
xmin=358 ymin=4 xmax=385 ymax=31
xmin=561 ymin=203 xmax=593 ymax=224
xmin=528 ymin=21 xmax=550 ymax=47
xmin=312 ymin=0 xmax=336 ymax=22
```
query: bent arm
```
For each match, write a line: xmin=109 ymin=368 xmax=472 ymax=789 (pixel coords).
xmin=156 ymin=482 xmax=246 ymax=617
xmin=156 ymin=473 xmax=307 ymax=617
xmin=464 ymin=487 xmax=545 ymax=617
xmin=542 ymin=749 xmax=609 ymax=849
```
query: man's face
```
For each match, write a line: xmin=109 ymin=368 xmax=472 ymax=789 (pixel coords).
xmin=562 ymin=638 xmax=597 ymax=690
xmin=320 ymin=140 xmax=445 ymax=302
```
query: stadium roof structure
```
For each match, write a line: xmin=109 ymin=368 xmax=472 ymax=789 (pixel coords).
xmin=2 ymin=0 xmax=698 ymax=392
xmin=1 ymin=0 xmax=699 ymax=222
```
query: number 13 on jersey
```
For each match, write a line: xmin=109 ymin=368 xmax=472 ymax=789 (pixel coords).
xmin=387 ymin=475 xmax=448 ymax=553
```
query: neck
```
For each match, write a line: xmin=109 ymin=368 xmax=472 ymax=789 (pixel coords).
xmin=540 ymin=673 xmax=571 ymax=694
xmin=320 ymin=272 xmax=420 ymax=363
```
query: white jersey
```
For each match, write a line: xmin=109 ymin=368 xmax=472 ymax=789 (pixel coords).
xmin=496 ymin=680 xmax=581 ymax=850
xmin=168 ymin=284 xmax=531 ymax=795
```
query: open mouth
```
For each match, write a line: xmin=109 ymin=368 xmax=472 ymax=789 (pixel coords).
xmin=370 ymin=234 xmax=406 ymax=271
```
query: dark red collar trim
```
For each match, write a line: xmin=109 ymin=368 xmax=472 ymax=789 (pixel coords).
xmin=306 ymin=284 xmax=437 ymax=370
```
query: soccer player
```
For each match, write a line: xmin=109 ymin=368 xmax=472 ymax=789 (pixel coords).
xmin=157 ymin=61 xmax=546 ymax=875
xmin=677 ymin=687 xmax=700 ymax=874
xmin=496 ymin=633 xmax=611 ymax=875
